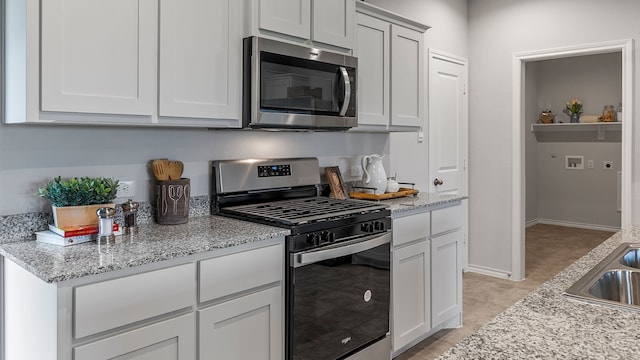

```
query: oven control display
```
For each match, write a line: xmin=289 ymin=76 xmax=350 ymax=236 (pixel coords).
xmin=258 ymin=164 xmax=291 ymax=177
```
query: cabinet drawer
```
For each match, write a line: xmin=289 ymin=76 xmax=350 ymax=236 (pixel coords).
xmin=392 ymin=212 xmax=430 ymax=247
xmin=73 ymin=313 xmax=195 ymax=360
xmin=74 ymin=263 xmax=195 ymax=339
xmin=431 ymin=205 xmax=462 ymax=236
xmin=199 ymin=244 xmax=283 ymax=303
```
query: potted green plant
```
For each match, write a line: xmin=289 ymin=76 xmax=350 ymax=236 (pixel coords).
xmin=37 ymin=176 xmax=119 ymax=228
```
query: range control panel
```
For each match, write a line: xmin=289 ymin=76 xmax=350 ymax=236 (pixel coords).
xmin=258 ymin=164 xmax=292 ymax=177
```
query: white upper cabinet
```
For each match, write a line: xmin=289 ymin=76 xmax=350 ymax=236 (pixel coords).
xmin=4 ymin=0 xmax=242 ymax=127
xmin=158 ymin=0 xmax=242 ymax=125
xmin=352 ymin=2 xmax=428 ymax=132
xmin=249 ymin=0 xmax=355 ymax=50
xmin=354 ymin=13 xmax=390 ymax=127
xmin=311 ymin=0 xmax=355 ymax=49
xmin=40 ymin=0 xmax=156 ymax=116
xmin=390 ymin=25 xmax=424 ymax=127
xmin=258 ymin=0 xmax=311 ymax=40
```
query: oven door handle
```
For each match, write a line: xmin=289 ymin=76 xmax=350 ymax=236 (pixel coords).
xmin=292 ymin=232 xmax=391 ymax=268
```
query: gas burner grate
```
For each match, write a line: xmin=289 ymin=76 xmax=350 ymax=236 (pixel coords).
xmin=223 ymin=197 xmax=387 ymax=226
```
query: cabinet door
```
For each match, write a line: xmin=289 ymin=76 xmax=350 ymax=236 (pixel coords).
xmin=41 ymin=0 xmax=156 ymax=116
xmin=73 ymin=313 xmax=195 ymax=360
xmin=354 ymin=13 xmax=390 ymax=127
xmin=390 ymin=24 xmax=424 ymax=127
xmin=392 ymin=241 xmax=430 ymax=352
xmin=199 ymin=286 xmax=282 ymax=360
xmin=431 ymin=230 xmax=462 ymax=326
xmin=312 ymin=0 xmax=355 ymax=49
xmin=259 ymin=0 xmax=311 ymax=39
xmin=159 ymin=0 xmax=242 ymax=124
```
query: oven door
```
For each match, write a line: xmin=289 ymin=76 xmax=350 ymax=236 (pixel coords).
xmin=288 ymin=232 xmax=391 ymax=360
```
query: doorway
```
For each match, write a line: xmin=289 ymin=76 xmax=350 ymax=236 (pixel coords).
xmin=512 ymin=39 xmax=634 ymax=281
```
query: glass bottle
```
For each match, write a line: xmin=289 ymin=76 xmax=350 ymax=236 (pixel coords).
xmin=602 ymin=105 xmax=616 ymax=122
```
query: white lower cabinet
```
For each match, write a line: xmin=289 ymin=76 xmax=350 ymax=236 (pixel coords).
xmin=391 ymin=202 xmax=463 ymax=357
xmin=198 ymin=286 xmax=282 ymax=360
xmin=1 ymin=241 xmax=284 ymax=360
xmin=391 ymin=211 xmax=430 ymax=353
xmin=430 ymin=205 xmax=463 ymax=328
xmin=73 ymin=313 xmax=195 ymax=360
xmin=392 ymin=240 xmax=430 ymax=351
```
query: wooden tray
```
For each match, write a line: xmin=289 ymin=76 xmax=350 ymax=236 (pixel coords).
xmin=349 ymin=188 xmax=419 ymax=201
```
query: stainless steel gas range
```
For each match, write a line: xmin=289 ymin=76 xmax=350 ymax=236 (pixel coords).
xmin=211 ymin=158 xmax=391 ymax=360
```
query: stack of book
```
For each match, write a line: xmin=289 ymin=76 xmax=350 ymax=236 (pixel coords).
xmin=36 ymin=224 xmax=120 ymax=246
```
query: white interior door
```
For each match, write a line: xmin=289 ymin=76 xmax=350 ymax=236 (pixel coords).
xmin=428 ymin=51 xmax=468 ymax=195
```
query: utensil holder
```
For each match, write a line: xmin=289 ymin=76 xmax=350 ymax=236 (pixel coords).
xmin=155 ymin=178 xmax=190 ymax=225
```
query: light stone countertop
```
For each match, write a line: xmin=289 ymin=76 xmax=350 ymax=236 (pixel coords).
xmin=0 ymin=216 xmax=289 ymax=283
xmin=438 ymin=225 xmax=640 ymax=360
xmin=0 ymin=192 xmax=464 ymax=284
xmin=375 ymin=192 xmax=467 ymax=214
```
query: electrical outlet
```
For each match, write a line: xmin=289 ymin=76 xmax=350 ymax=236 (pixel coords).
xmin=587 ymin=160 xmax=594 ymax=169
xmin=350 ymin=165 xmax=363 ymax=178
xmin=118 ymin=181 xmax=135 ymax=198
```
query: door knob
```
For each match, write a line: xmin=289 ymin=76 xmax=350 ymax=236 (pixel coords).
xmin=433 ymin=178 xmax=444 ymax=186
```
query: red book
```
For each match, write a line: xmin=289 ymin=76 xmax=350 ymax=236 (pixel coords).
xmin=48 ymin=223 xmax=119 ymax=238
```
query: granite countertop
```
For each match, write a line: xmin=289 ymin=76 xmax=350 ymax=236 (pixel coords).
xmin=0 ymin=216 xmax=289 ymax=284
xmin=382 ymin=192 xmax=467 ymax=214
xmin=438 ymin=225 xmax=640 ymax=359
xmin=0 ymin=192 xmax=464 ymax=285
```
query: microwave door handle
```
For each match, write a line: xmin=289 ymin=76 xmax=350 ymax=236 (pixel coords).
xmin=338 ymin=66 xmax=351 ymax=116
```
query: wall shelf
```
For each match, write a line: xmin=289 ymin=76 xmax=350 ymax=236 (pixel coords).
xmin=530 ymin=122 xmax=621 ymax=141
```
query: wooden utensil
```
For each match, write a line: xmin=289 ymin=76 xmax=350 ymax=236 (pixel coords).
xmin=152 ymin=159 xmax=170 ymax=181
xmin=168 ymin=160 xmax=184 ymax=180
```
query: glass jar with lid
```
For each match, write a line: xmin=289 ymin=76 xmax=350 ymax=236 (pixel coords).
xmin=602 ymin=105 xmax=617 ymax=122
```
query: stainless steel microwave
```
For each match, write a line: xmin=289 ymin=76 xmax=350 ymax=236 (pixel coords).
xmin=243 ymin=37 xmax=357 ymax=130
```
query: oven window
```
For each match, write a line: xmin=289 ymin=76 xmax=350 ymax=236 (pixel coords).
xmin=260 ymin=52 xmax=350 ymax=116
xmin=290 ymin=243 xmax=390 ymax=360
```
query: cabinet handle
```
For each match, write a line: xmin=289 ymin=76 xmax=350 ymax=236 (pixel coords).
xmin=433 ymin=178 xmax=444 ymax=186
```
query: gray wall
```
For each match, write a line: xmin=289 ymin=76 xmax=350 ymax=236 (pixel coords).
xmin=0 ymin=124 xmax=389 ymax=215
xmin=526 ymin=53 xmax=622 ymax=229
xmin=535 ymin=142 xmax=621 ymax=227
xmin=469 ymin=0 xmax=639 ymax=275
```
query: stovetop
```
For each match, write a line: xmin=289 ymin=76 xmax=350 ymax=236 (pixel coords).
xmin=221 ymin=197 xmax=388 ymax=226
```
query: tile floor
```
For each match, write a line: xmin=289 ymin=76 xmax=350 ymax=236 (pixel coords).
xmin=394 ymin=224 xmax=615 ymax=360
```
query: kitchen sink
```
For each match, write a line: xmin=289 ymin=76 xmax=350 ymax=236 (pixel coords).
xmin=565 ymin=243 xmax=640 ymax=311
xmin=620 ymin=248 xmax=640 ymax=268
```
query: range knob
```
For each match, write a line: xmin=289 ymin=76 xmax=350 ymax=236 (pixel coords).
xmin=361 ymin=222 xmax=371 ymax=232
xmin=306 ymin=233 xmax=320 ymax=246
xmin=374 ymin=221 xmax=385 ymax=231
xmin=321 ymin=231 xmax=336 ymax=243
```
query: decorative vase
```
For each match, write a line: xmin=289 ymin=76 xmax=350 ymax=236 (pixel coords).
xmin=570 ymin=114 xmax=580 ymax=123
xmin=361 ymin=154 xmax=387 ymax=195
xmin=52 ymin=203 xmax=116 ymax=229
xmin=155 ymin=178 xmax=190 ymax=225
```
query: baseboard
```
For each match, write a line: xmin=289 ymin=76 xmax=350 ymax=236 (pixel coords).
xmin=466 ymin=264 xmax=513 ymax=280
xmin=535 ymin=218 xmax=620 ymax=232
xmin=525 ymin=219 xmax=539 ymax=228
